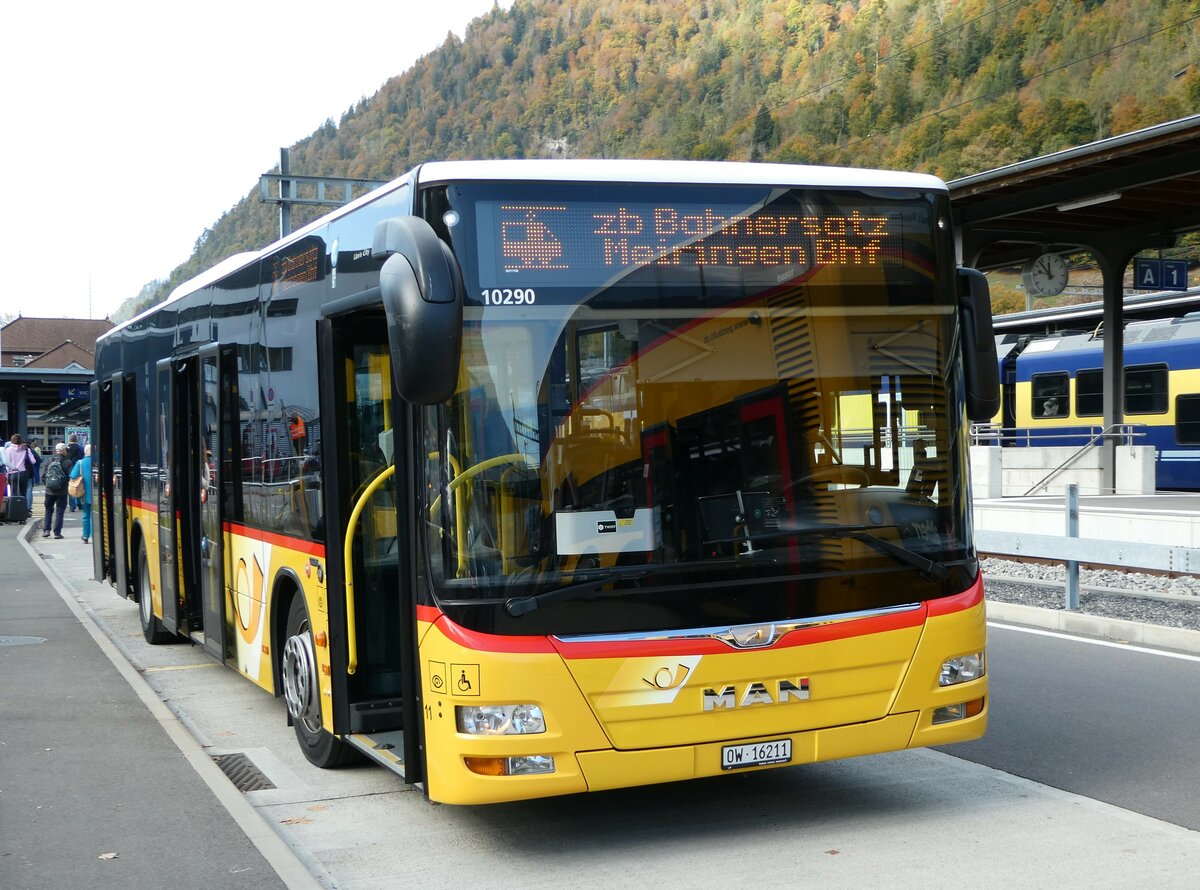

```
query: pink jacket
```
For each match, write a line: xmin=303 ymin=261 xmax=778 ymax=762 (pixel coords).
xmin=3 ymin=443 xmax=34 ymax=474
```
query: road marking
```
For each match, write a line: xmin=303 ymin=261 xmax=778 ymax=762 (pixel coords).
xmin=144 ymin=662 xmax=221 ymax=672
xmin=988 ymin=621 xmax=1200 ymax=663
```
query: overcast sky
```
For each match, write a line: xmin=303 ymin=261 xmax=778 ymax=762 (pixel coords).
xmin=0 ymin=0 xmax=511 ymax=321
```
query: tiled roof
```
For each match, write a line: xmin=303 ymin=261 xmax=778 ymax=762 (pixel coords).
xmin=23 ymin=340 xmax=97 ymax=370
xmin=1 ymin=316 xmax=114 ymax=353
xmin=1 ymin=316 xmax=113 ymax=368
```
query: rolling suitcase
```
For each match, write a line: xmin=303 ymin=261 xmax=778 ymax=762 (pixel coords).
xmin=4 ymin=472 xmax=29 ymax=524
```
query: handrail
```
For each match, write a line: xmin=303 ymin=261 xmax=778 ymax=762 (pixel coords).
xmin=970 ymin=424 xmax=1142 ymax=496
xmin=342 ymin=463 xmax=395 ymax=675
xmin=969 ymin=422 xmax=1144 ymax=448
xmin=1019 ymin=424 xmax=1140 ymax=495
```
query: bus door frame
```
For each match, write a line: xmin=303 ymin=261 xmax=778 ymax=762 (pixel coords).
xmin=198 ymin=343 xmax=231 ymax=662
xmin=317 ymin=311 xmax=424 ymax=785
xmin=155 ymin=358 xmax=182 ymax=633
xmin=110 ymin=372 xmax=132 ymax=600
xmin=91 ymin=379 xmax=113 ymax=585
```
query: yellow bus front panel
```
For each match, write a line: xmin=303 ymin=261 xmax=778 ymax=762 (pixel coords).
xmin=418 ymin=581 xmax=987 ymax=804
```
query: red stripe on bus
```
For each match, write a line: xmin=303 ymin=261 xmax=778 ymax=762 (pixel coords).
xmin=415 ymin=581 xmax=981 ymax=658
xmin=416 ymin=604 xmax=442 ymax=624
xmin=925 ymin=575 xmax=984 ymax=617
xmin=551 ymin=605 xmax=927 ymax=660
xmin=430 ymin=613 xmax=558 ymax=654
xmin=125 ymin=498 xmax=158 ymax=512
xmin=222 ymin=522 xmax=326 ymax=557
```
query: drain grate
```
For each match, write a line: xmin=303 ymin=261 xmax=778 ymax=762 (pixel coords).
xmin=212 ymin=752 xmax=276 ymax=792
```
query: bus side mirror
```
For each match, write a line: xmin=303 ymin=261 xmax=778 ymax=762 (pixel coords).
xmin=957 ymin=267 xmax=1000 ymax=421
xmin=373 ymin=217 xmax=463 ymax=405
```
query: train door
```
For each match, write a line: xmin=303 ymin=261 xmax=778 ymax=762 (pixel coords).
xmin=1001 ymin=337 xmax=1028 ymax=436
xmin=198 ymin=343 xmax=231 ymax=662
xmin=317 ymin=310 xmax=422 ymax=783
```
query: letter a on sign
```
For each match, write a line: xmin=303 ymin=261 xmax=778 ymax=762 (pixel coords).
xmin=1133 ymin=257 xmax=1161 ymax=290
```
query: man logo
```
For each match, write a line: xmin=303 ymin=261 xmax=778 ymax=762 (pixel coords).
xmin=702 ymin=678 xmax=810 ymax=710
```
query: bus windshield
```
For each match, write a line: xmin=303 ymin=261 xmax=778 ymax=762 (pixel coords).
xmin=420 ymin=179 xmax=973 ymax=636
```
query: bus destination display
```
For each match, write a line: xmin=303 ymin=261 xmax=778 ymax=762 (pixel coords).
xmin=475 ymin=200 xmax=911 ymax=292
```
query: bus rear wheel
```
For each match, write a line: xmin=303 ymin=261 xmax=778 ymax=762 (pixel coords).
xmin=282 ymin=596 xmax=355 ymax=767
xmin=137 ymin=540 xmax=174 ymax=645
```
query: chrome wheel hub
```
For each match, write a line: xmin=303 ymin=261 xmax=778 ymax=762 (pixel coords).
xmin=282 ymin=630 xmax=320 ymax=731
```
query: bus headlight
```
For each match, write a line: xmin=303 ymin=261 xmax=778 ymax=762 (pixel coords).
xmin=456 ymin=704 xmax=546 ymax=735
xmin=465 ymin=755 xmax=556 ymax=776
xmin=939 ymin=651 xmax=985 ymax=686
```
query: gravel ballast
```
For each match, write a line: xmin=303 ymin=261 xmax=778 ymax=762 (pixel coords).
xmin=982 ymin=557 xmax=1200 ymax=632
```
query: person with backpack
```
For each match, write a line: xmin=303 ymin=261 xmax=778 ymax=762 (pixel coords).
xmin=42 ymin=442 xmax=73 ymax=539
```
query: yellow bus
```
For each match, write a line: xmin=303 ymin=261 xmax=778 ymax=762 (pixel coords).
xmin=92 ymin=159 xmax=998 ymax=804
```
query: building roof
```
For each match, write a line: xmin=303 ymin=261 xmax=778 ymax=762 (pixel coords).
xmin=23 ymin=340 xmax=97 ymax=371
xmin=949 ymin=113 xmax=1200 ymax=268
xmin=1 ymin=316 xmax=113 ymax=368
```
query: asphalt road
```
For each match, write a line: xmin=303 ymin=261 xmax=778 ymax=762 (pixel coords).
xmin=943 ymin=621 xmax=1200 ymax=831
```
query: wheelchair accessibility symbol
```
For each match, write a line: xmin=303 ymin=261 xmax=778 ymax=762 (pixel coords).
xmin=451 ymin=663 xmax=480 ymax=696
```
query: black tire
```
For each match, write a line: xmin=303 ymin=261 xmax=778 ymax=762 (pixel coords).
xmin=282 ymin=596 xmax=356 ymax=767
xmin=137 ymin=540 xmax=174 ymax=645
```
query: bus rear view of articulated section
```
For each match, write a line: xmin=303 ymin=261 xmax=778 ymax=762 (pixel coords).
xmin=92 ymin=159 xmax=997 ymax=805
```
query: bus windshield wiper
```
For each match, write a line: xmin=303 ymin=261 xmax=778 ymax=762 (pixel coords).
xmin=734 ymin=524 xmax=949 ymax=581
xmin=504 ymin=566 xmax=653 ymax=617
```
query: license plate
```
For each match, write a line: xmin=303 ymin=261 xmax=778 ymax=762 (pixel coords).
xmin=720 ymin=739 xmax=792 ymax=770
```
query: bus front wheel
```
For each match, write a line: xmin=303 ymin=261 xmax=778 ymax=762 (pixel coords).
xmin=282 ymin=596 xmax=355 ymax=768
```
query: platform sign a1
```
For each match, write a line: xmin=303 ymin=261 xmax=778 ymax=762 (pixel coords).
xmin=1133 ymin=257 xmax=1189 ymax=291
xmin=1162 ymin=260 xmax=1189 ymax=291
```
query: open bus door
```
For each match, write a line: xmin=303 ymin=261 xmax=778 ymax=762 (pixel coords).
xmin=155 ymin=353 xmax=212 ymax=643
xmin=155 ymin=358 xmax=182 ymax=634
xmin=197 ymin=343 xmax=231 ymax=662
xmin=110 ymin=372 xmax=132 ymax=600
xmin=91 ymin=379 xmax=113 ymax=585
xmin=315 ymin=310 xmax=423 ymax=784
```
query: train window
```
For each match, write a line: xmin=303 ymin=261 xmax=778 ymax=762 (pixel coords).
xmin=1178 ymin=394 xmax=1200 ymax=445
xmin=1031 ymin=372 xmax=1069 ymax=418
xmin=1075 ymin=369 xmax=1102 ymax=416
xmin=1126 ymin=364 xmax=1168 ymax=415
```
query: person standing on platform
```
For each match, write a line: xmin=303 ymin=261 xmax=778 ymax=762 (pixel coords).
xmin=3 ymin=433 xmax=36 ymax=513
xmin=66 ymin=434 xmax=84 ymax=511
xmin=41 ymin=442 xmax=73 ymax=539
xmin=69 ymin=444 xmax=93 ymax=543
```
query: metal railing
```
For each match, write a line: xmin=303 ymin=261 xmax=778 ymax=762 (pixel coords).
xmin=969 ymin=423 xmax=1146 ymax=496
xmin=976 ymin=485 xmax=1200 ymax=609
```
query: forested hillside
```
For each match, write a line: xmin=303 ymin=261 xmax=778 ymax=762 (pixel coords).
xmin=120 ymin=0 xmax=1200 ymax=320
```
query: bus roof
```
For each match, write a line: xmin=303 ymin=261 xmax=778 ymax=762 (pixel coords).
xmin=102 ymin=159 xmax=946 ymax=342
xmin=416 ymin=158 xmax=947 ymax=192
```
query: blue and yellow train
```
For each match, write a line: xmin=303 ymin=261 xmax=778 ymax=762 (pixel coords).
xmin=994 ymin=313 xmax=1200 ymax=491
